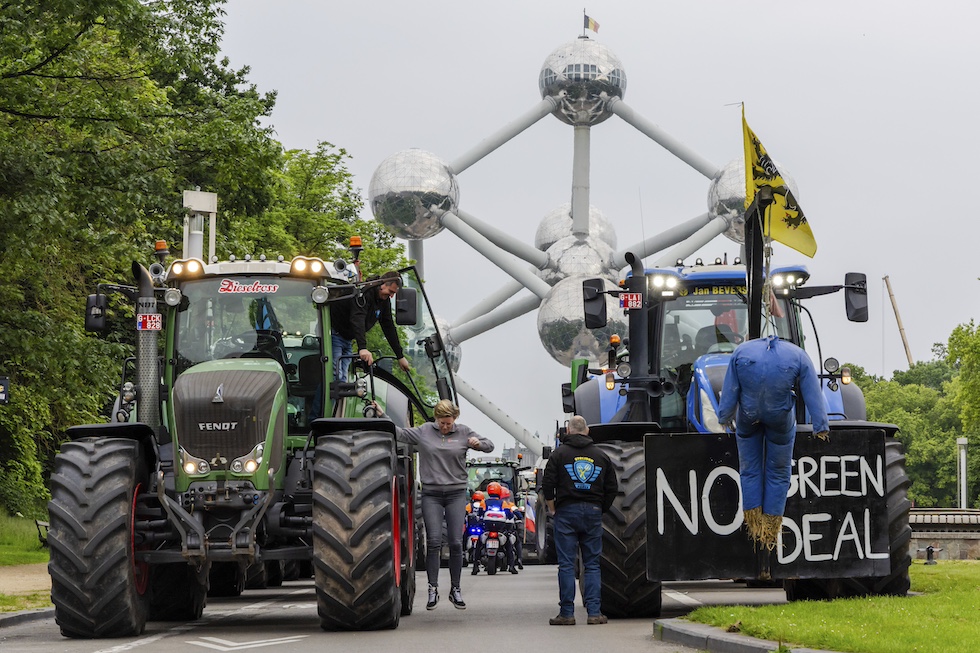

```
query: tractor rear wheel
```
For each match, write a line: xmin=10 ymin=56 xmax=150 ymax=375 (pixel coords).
xmin=784 ymin=439 xmax=911 ymax=601
xmin=398 ymin=451 xmax=417 ymax=616
xmin=596 ymin=441 xmax=663 ymax=618
xmin=208 ymin=562 xmax=245 ymax=597
xmin=48 ymin=438 xmax=149 ymax=637
xmin=313 ymin=431 xmax=402 ymax=630
xmin=148 ymin=563 xmax=207 ymax=621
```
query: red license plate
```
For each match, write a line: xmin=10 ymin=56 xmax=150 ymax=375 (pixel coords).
xmin=620 ymin=293 xmax=642 ymax=309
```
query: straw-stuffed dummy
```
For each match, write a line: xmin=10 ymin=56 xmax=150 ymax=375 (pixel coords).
xmin=717 ymin=335 xmax=829 ymax=548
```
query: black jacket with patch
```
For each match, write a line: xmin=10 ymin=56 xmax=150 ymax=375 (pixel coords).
xmin=542 ymin=432 xmax=618 ymax=512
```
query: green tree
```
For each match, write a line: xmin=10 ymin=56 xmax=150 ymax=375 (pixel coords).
xmin=864 ymin=378 xmax=961 ymax=506
xmin=0 ymin=0 xmax=279 ymax=516
xmin=947 ymin=320 xmax=980 ymax=433
xmin=224 ymin=142 xmax=404 ymax=275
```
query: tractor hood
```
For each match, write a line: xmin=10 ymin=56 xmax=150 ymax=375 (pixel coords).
xmin=172 ymin=358 xmax=286 ymax=470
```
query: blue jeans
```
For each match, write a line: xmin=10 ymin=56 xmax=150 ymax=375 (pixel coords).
xmin=422 ymin=488 xmax=467 ymax=588
xmin=554 ymin=501 xmax=603 ymax=617
xmin=736 ymin=411 xmax=797 ymax=515
xmin=331 ymin=332 xmax=353 ymax=382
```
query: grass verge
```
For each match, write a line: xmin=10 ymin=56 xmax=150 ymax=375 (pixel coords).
xmin=0 ymin=511 xmax=51 ymax=613
xmin=0 ymin=511 xmax=49 ymax=566
xmin=687 ymin=560 xmax=980 ymax=653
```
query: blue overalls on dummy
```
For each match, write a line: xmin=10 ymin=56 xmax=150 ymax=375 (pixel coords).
xmin=717 ymin=335 xmax=829 ymax=518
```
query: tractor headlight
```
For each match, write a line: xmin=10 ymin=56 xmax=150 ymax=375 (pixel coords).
xmin=616 ymin=362 xmax=632 ymax=378
xmin=179 ymin=448 xmax=211 ymax=475
xmin=311 ymin=285 xmax=331 ymax=305
xmin=291 ymin=256 xmax=327 ymax=278
xmin=231 ymin=443 xmax=264 ymax=475
xmin=164 ymin=288 xmax=183 ymax=307
xmin=169 ymin=259 xmax=205 ymax=279
xmin=700 ymin=389 xmax=723 ymax=433
xmin=648 ymin=273 xmax=680 ymax=297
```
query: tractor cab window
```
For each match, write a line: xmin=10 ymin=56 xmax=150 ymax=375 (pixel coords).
xmin=658 ymin=289 xmax=792 ymax=426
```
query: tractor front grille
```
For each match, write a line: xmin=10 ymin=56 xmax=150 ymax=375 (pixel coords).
xmin=173 ymin=367 xmax=282 ymax=461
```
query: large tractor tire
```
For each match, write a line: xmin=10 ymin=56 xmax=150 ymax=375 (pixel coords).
xmin=414 ymin=504 xmax=427 ymax=572
xmin=535 ymin=491 xmax=557 ymax=564
xmin=148 ymin=563 xmax=207 ymax=621
xmin=244 ymin=560 xmax=284 ymax=589
xmin=266 ymin=561 xmax=284 ymax=587
xmin=397 ymin=447 xmax=417 ymax=616
xmin=313 ymin=431 xmax=402 ymax=630
xmin=208 ymin=562 xmax=245 ymax=597
xmin=245 ymin=562 xmax=268 ymax=589
xmin=784 ymin=439 xmax=911 ymax=601
xmin=48 ymin=438 xmax=150 ymax=638
xmin=596 ymin=441 xmax=663 ymax=619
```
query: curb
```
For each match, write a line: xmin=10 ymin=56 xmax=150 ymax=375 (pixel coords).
xmin=654 ymin=617 xmax=843 ymax=653
xmin=0 ymin=607 xmax=54 ymax=629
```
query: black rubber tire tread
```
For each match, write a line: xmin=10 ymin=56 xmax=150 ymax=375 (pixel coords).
xmin=47 ymin=438 xmax=149 ymax=638
xmin=313 ymin=431 xmax=401 ymax=630
xmin=536 ymin=489 xmax=557 ymax=564
xmin=266 ymin=561 xmax=284 ymax=587
xmin=486 ymin=549 xmax=498 ymax=575
xmin=148 ymin=563 xmax=207 ymax=621
xmin=596 ymin=440 xmax=663 ymax=619
xmin=208 ymin=562 xmax=244 ymax=597
xmin=245 ymin=562 xmax=268 ymax=589
xmin=784 ymin=438 xmax=911 ymax=601
xmin=399 ymin=453 xmax=417 ymax=616
xmin=283 ymin=561 xmax=301 ymax=581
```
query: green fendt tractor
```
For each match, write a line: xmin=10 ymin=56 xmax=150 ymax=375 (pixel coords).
xmin=47 ymin=201 xmax=457 ymax=638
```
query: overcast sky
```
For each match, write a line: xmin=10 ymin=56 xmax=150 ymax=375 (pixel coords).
xmin=220 ymin=1 xmax=979 ymax=451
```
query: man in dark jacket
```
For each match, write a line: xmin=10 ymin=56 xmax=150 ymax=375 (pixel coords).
xmin=329 ymin=270 xmax=411 ymax=381
xmin=542 ymin=415 xmax=618 ymax=626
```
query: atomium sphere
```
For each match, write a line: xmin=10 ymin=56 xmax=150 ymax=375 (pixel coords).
xmin=369 ymin=149 xmax=459 ymax=240
xmin=539 ymin=38 xmax=627 ymax=126
xmin=539 ymin=235 xmax=615 ymax=285
xmin=535 ymin=202 xmax=617 ymax=252
xmin=537 ymin=276 xmax=628 ymax=367
xmin=708 ymin=158 xmax=800 ymax=245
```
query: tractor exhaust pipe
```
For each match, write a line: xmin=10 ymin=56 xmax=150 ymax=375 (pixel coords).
xmin=133 ymin=262 xmax=160 ymax=428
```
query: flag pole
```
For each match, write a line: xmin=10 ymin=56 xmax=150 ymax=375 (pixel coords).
xmin=744 ymin=186 xmax=774 ymax=341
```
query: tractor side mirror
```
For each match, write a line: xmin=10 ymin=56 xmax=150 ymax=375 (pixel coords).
xmin=561 ymin=383 xmax=575 ymax=414
xmin=844 ymin=272 xmax=868 ymax=323
xmin=583 ymin=278 xmax=607 ymax=329
xmin=395 ymin=287 xmax=418 ymax=325
xmin=541 ymin=445 xmax=552 ymax=460
xmin=85 ymin=294 xmax=108 ymax=332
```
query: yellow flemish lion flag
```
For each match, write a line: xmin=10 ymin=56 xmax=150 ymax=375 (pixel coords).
xmin=584 ymin=15 xmax=599 ymax=33
xmin=742 ymin=107 xmax=817 ymax=258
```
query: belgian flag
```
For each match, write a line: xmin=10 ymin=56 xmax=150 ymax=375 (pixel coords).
xmin=584 ymin=15 xmax=599 ymax=33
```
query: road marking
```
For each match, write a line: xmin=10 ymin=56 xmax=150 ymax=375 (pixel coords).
xmin=187 ymin=635 xmax=308 ymax=651
xmin=90 ymin=589 xmax=310 ymax=653
xmin=664 ymin=589 xmax=703 ymax=607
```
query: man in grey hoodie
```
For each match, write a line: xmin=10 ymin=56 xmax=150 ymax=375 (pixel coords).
xmin=376 ymin=399 xmax=494 ymax=610
xmin=542 ymin=415 xmax=618 ymax=626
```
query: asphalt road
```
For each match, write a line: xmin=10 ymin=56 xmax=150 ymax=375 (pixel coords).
xmin=0 ymin=566 xmax=789 ymax=653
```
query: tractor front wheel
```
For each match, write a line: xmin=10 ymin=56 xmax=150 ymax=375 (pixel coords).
xmin=313 ymin=431 xmax=402 ymax=630
xmin=48 ymin=438 xmax=150 ymax=638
